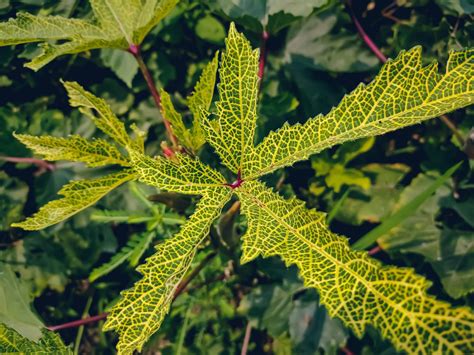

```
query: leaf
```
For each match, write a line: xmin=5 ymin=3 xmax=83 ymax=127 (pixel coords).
xmin=160 ymin=52 xmax=218 ymax=152
xmin=13 ymin=134 xmax=129 ymax=167
xmin=195 ymin=16 xmax=225 ymax=44
xmin=103 ymin=187 xmax=232 ymax=355
xmin=202 ymin=23 xmax=260 ymax=175
xmin=0 ymin=264 xmax=43 ymax=342
xmin=131 ymin=152 xmax=226 ymax=195
xmin=89 ymin=231 xmax=155 ymax=282
xmin=0 ymin=324 xmax=71 ymax=354
xmin=100 ymin=49 xmax=139 ymax=88
xmin=0 ymin=0 xmax=178 ymax=70
xmin=245 ymin=47 xmax=474 ymax=179
xmin=63 ymin=81 xmax=134 ymax=149
xmin=11 ymin=170 xmax=135 ymax=230
xmin=354 ymin=162 xmax=462 ymax=250
xmin=236 ymin=180 xmax=474 ymax=354
xmin=284 ymin=11 xmax=379 ymax=73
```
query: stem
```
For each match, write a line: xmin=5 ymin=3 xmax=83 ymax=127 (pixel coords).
xmin=47 ymin=313 xmax=108 ymax=331
xmin=347 ymin=2 xmax=387 ymax=62
xmin=241 ymin=322 xmax=252 ymax=355
xmin=258 ymin=30 xmax=269 ymax=81
xmin=0 ymin=156 xmax=55 ymax=174
xmin=128 ymin=44 xmax=178 ymax=149
xmin=368 ymin=245 xmax=382 ymax=256
xmin=347 ymin=2 xmax=465 ymax=147
xmin=73 ymin=296 xmax=93 ymax=355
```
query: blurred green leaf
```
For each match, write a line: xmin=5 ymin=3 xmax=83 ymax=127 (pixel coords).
xmin=195 ymin=15 xmax=226 ymax=44
xmin=100 ymin=49 xmax=139 ymax=88
xmin=0 ymin=264 xmax=44 ymax=342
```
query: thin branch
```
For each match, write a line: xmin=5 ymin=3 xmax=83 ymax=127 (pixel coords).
xmin=258 ymin=30 xmax=269 ymax=81
xmin=128 ymin=44 xmax=178 ymax=150
xmin=47 ymin=313 xmax=108 ymax=331
xmin=0 ymin=156 xmax=55 ymax=175
xmin=368 ymin=245 xmax=382 ymax=256
xmin=347 ymin=2 xmax=466 ymax=147
xmin=240 ymin=322 xmax=252 ymax=355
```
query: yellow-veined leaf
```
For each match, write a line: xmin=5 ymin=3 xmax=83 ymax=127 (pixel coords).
xmin=103 ymin=187 xmax=232 ymax=354
xmin=236 ymin=180 xmax=474 ymax=354
xmin=202 ymin=23 xmax=260 ymax=174
xmin=0 ymin=0 xmax=178 ymax=70
xmin=12 ymin=170 xmax=135 ymax=230
xmin=244 ymin=48 xmax=474 ymax=179
xmin=0 ymin=323 xmax=71 ymax=354
xmin=13 ymin=134 xmax=129 ymax=167
xmin=131 ymin=152 xmax=226 ymax=195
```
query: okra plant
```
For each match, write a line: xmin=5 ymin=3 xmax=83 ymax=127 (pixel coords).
xmin=0 ymin=0 xmax=473 ymax=354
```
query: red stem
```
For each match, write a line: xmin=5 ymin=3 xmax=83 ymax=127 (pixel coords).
xmin=368 ymin=245 xmax=382 ymax=256
xmin=348 ymin=4 xmax=387 ymax=63
xmin=47 ymin=313 xmax=108 ymax=331
xmin=0 ymin=156 xmax=55 ymax=175
xmin=258 ymin=30 xmax=269 ymax=81
xmin=129 ymin=44 xmax=178 ymax=150
xmin=240 ymin=322 xmax=252 ymax=355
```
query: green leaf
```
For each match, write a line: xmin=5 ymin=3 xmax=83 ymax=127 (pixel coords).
xmin=245 ymin=47 xmax=474 ymax=179
xmin=195 ymin=16 xmax=225 ymax=44
xmin=100 ymin=49 xmax=139 ymax=88
xmin=89 ymin=231 xmax=155 ymax=282
xmin=202 ymin=23 xmax=260 ymax=174
xmin=0 ymin=0 xmax=178 ymax=70
xmin=14 ymin=134 xmax=129 ymax=167
xmin=285 ymin=12 xmax=379 ymax=73
xmin=103 ymin=187 xmax=232 ymax=355
xmin=0 ymin=264 xmax=43 ymax=342
xmin=354 ymin=162 xmax=462 ymax=250
xmin=236 ymin=180 xmax=474 ymax=354
xmin=131 ymin=152 xmax=226 ymax=195
xmin=11 ymin=170 xmax=135 ymax=230
xmin=0 ymin=324 xmax=71 ymax=354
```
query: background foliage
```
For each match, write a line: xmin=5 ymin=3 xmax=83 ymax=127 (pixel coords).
xmin=0 ymin=0 xmax=473 ymax=353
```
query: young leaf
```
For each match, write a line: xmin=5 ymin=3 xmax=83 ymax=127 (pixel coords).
xmin=0 ymin=0 xmax=178 ymax=70
xmin=63 ymin=81 xmax=134 ymax=149
xmin=131 ymin=152 xmax=226 ymax=194
xmin=0 ymin=324 xmax=71 ymax=354
xmin=12 ymin=170 xmax=135 ymax=230
xmin=89 ymin=231 xmax=155 ymax=282
xmin=236 ymin=180 xmax=474 ymax=354
xmin=103 ymin=187 xmax=232 ymax=355
xmin=13 ymin=134 xmax=129 ymax=167
xmin=244 ymin=47 xmax=474 ymax=179
xmin=202 ymin=23 xmax=260 ymax=174
xmin=160 ymin=52 xmax=219 ymax=152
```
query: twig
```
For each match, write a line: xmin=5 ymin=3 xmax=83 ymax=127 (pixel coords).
xmin=347 ymin=2 xmax=465 ymax=147
xmin=258 ymin=30 xmax=269 ymax=81
xmin=340 ymin=346 xmax=355 ymax=355
xmin=368 ymin=245 xmax=382 ymax=256
xmin=0 ymin=156 xmax=55 ymax=175
xmin=47 ymin=313 xmax=108 ymax=331
xmin=128 ymin=44 xmax=178 ymax=150
xmin=240 ymin=322 xmax=252 ymax=355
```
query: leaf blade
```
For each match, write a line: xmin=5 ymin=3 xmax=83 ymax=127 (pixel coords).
xmin=103 ymin=186 xmax=232 ymax=354
xmin=236 ymin=180 xmax=474 ymax=354
xmin=12 ymin=170 xmax=135 ymax=230
xmin=245 ymin=48 xmax=474 ymax=179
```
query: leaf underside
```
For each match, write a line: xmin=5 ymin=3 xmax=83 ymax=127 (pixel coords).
xmin=103 ymin=187 xmax=232 ymax=354
xmin=0 ymin=0 xmax=178 ymax=70
xmin=237 ymin=180 xmax=474 ymax=354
